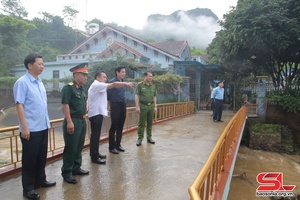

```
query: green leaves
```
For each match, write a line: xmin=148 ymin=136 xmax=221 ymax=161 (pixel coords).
xmin=208 ymin=0 xmax=300 ymax=91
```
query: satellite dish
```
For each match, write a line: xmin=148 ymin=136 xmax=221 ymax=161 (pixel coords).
xmin=87 ymin=23 xmax=99 ymax=34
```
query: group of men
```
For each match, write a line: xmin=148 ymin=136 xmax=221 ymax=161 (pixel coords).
xmin=13 ymin=54 xmax=157 ymax=199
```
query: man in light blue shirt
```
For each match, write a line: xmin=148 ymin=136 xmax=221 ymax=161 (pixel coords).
xmin=212 ymin=81 xmax=225 ymax=122
xmin=13 ymin=54 xmax=56 ymax=199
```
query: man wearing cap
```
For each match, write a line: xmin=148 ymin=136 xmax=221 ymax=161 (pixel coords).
xmin=61 ymin=63 xmax=89 ymax=184
xmin=212 ymin=81 xmax=225 ymax=122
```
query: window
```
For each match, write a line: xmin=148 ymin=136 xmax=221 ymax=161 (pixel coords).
xmin=113 ymin=31 xmax=117 ymax=38
xmin=165 ymin=56 xmax=170 ymax=62
xmin=154 ymin=50 xmax=158 ymax=57
xmin=134 ymin=41 xmax=137 ymax=47
xmin=83 ymin=55 xmax=85 ymax=59
xmin=63 ymin=56 xmax=65 ymax=60
xmin=123 ymin=36 xmax=127 ymax=43
xmin=143 ymin=45 xmax=147 ymax=52
xmin=53 ymin=70 xmax=59 ymax=91
xmin=94 ymin=38 xmax=98 ymax=45
xmin=86 ymin=44 xmax=90 ymax=51
xmin=102 ymin=32 xmax=107 ymax=38
xmin=69 ymin=56 xmax=71 ymax=60
xmin=75 ymin=55 xmax=78 ymax=59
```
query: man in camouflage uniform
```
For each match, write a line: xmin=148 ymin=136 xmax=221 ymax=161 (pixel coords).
xmin=135 ymin=71 xmax=157 ymax=146
xmin=61 ymin=63 xmax=89 ymax=184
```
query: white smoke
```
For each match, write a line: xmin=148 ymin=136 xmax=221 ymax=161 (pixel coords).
xmin=142 ymin=11 xmax=221 ymax=50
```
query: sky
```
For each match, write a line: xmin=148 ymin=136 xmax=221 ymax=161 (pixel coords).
xmin=19 ymin=0 xmax=238 ymax=30
xmin=16 ymin=0 xmax=238 ymax=49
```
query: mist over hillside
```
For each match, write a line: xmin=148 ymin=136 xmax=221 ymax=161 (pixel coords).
xmin=124 ymin=8 xmax=221 ymax=50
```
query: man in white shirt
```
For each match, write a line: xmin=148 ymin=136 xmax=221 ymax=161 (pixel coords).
xmin=87 ymin=70 xmax=133 ymax=164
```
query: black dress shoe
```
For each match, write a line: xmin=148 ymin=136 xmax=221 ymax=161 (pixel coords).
xmin=64 ymin=176 xmax=77 ymax=184
xmin=40 ymin=180 xmax=56 ymax=187
xmin=23 ymin=190 xmax=40 ymax=199
xmin=99 ymin=153 xmax=107 ymax=159
xmin=116 ymin=146 xmax=125 ymax=152
xmin=147 ymin=138 xmax=155 ymax=144
xmin=73 ymin=168 xmax=89 ymax=175
xmin=92 ymin=158 xmax=106 ymax=164
xmin=109 ymin=149 xmax=119 ymax=154
xmin=136 ymin=140 xmax=142 ymax=146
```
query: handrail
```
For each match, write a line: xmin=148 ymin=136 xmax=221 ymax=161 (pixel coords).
xmin=0 ymin=101 xmax=194 ymax=178
xmin=188 ymin=105 xmax=247 ymax=200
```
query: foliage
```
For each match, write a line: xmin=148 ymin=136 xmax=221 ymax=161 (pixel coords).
xmin=250 ymin=123 xmax=281 ymax=135
xmin=62 ymin=6 xmax=79 ymax=28
xmin=207 ymin=0 xmax=300 ymax=91
xmin=0 ymin=76 xmax=17 ymax=88
xmin=0 ymin=0 xmax=28 ymax=18
xmin=266 ymin=89 xmax=300 ymax=113
xmin=190 ymin=47 xmax=206 ymax=56
xmin=0 ymin=16 xmax=35 ymax=75
xmin=132 ymin=73 xmax=183 ymax=94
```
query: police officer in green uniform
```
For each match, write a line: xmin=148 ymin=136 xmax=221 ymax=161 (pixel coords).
xmin=61 ymin=63 xmax=89 ymax=184
xmin=135 ymin=71 xmax=157 ymax=146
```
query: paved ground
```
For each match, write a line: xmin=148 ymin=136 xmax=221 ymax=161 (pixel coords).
xmin=0 ymin=110 xmax=234 ymax=200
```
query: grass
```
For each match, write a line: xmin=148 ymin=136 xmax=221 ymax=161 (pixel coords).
xmin=249 ymin=123 xmax=281 ymax=135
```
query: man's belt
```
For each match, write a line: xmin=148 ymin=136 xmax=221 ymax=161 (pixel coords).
xmin=71 ymin=114 xmax=86 ymax=119
xmin=140 ymin=101 xmax=154 ymax=105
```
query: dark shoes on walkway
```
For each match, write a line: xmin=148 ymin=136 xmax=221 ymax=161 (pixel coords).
xmin=136 ymin=138 xmax=155 ymax=146
xmin=64 ymin=176 xmax=77 ymax=184
xmin=147 ymin=138 xmax=155 ymax=144
xmin=116 ymin=146 xmax=125 ymax=152
xmin=136 ymin=140 xmax=142 ymax=146
xmin=99 ymin=154 xmax=107 ymax=159
xmin=72 ymin=168 xmax=89 ymax=175
xmin=34 ymin=180 xmax=56 ymax=189
xmin=213 ymin=120 xmax=224 ymax=122
xmin=40 ymin=180 xmax=56 ymax=187
xmin=23 ymin=190 xmax=40 ymax=199
xmin=109 ymin=149 xmax=119 ymax=154
xmin=92 ymin=158 xmax=106 ymax=164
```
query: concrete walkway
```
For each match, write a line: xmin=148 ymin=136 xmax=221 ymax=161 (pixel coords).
xmin=0 ymin=110 xmax=234 ymax=200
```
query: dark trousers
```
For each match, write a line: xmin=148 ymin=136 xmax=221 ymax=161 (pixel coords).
xmin=211 ymin=98 xmax=215 ymax=114
xmin=109 ymin=102 xmax=126 ymax=150
xmin=61 ymin=118 xmax=86 ymax=178
xmin=89 ymin=114 xmax=103 ymax=160
xmin=20 ymin=129 xmax=48 ymax=192
xmin=213 ymin=99 xmax=223 ymax=121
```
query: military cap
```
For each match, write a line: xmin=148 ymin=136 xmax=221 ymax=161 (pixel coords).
xmin=70 ymin=63 xmax=88 ymax=74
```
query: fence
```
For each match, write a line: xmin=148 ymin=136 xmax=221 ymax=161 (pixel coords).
xmin=0 ymin=101 xmax=194 ymax=179
xmin=188 ymin=105 xmax=247 ymax=200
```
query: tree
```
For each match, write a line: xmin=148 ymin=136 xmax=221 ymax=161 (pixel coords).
xmin=0 ymin=0 xmax=28 ymax=18
xmin=85 ymin=18 xmax=104 ymax=31
xmin=62 ymin=5 xmax=79 ymax=28
xmin=208 ymin=0 xmax=300 ymax=90
xmin=0 ymin=16 xmax=35 ymax=75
